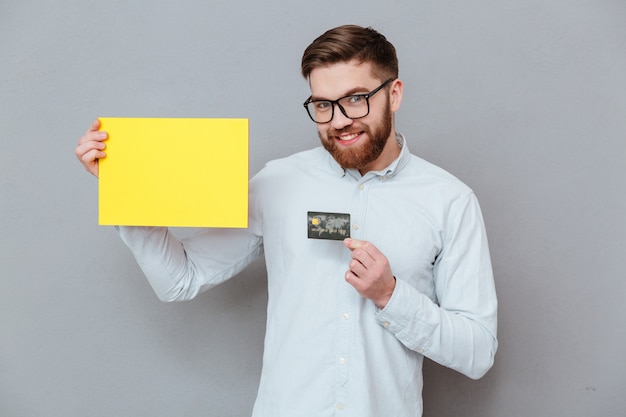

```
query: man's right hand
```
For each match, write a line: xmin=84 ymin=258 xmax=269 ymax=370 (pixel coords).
xmin=75 ymin=119 xmax=108 ymax=177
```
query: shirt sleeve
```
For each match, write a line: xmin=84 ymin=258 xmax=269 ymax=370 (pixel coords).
xmin=375 ymin=192 xmax=498 ymax=379
xmin=116 ymin=225 xmax=263 ymax=302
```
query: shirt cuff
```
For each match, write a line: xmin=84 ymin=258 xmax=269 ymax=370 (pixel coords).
xmin=374 ymin=277 xmax=435 ymax=354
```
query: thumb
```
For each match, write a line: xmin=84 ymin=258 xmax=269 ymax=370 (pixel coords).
xmin=343 ymin=238 xmax=364 ymax=250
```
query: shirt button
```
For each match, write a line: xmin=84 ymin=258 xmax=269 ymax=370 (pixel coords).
xmin=353 ymin=224 xmax=359 ymax=230
xmin=342 ymin=313 xmax=350 ymax=320
xmin=339 ymin=357 xmax=346 ymax=365
xmin=418 ymin=348 xmax=425 ymax=354
xmin=382 ymin=321 xmax=390 ymax=327
xmin=359 ymin=184 xmax=365 ymax=190
xmin=337 ymin=403 xmax=344 ymax=411
xmin=381 ymin=175 xmax=388 ymax=181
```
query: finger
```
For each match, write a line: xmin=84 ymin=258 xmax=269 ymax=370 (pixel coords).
xmin=80 ymin=148 xmax=106 ymax=163
xmin=88 ymin=118 xmax=101 ymax=132
xmin=345 ymin=238 xmax=385 ymax=262
xmin=74 ymin=138 xmax=106 ymax=160
xmin=344 ymin=239 xmax=370 ymax=264
xmin=77 ymin=129 xmax=108 ymax=146
xmin=345 ymin=269 xmax=363 ymax=286
xmin=348 ymin=258 xmax=367 ymax=277
xmin=350 ymin=248 xmax=375 ymax=271
xmin=78 ymin=148 xmax=103 ymax=174
xmin=77 ymin=120 xmax=107 ymax=146
xmin=79 ymin=119 xmax=99 ymax=143
xmin=343 ymin=238 xmax=364 ymax=250
xmin=344 ymin=238 xmax=373 ymax=256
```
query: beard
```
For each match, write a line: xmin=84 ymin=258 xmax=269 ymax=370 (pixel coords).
xmin=319 ymin=99 xmax=393 ymax=170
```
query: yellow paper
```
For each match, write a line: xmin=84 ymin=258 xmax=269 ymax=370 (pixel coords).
xmin=98 ymin=117 xmax=248 ymax=228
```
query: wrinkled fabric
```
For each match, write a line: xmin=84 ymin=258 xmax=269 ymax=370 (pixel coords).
xmin=117 ymin=134 xmax=497 ymax=417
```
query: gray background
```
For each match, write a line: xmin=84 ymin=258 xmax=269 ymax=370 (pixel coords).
xmin=1 ymin=1 xmax=625 ymax=416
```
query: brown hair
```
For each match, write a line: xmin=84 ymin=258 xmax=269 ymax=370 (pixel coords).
xmin=301 ymin=25 xmax=399 ymax=81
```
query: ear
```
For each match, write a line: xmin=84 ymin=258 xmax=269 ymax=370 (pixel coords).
xmin=389 ymin=79 xmax=403 ymax=113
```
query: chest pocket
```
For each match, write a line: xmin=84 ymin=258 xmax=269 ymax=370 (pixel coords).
xmin=374 ymin=226 xmax=440 ymax=303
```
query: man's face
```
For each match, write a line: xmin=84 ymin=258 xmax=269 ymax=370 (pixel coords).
xmin=308 ymin=61 xmax=398 ymax=173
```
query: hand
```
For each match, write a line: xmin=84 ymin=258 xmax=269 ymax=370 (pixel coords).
xmin=74 ymin=119 xmax=108 ymax=177
xmin=343 ymin=238 xmax=396 ymax=309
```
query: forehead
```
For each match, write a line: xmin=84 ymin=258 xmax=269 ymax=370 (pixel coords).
xmin=309 ymin=61 xmax=378 ymax=99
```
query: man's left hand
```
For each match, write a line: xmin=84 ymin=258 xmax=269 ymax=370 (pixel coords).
xmin=343 ymin=238 xmax=396 ymax=309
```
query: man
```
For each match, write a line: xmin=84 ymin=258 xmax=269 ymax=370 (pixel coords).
xmin=75 ymin=25 xmax=497 ymax=417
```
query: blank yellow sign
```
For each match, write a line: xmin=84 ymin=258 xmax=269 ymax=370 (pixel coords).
xmin=98 ymin=117 xmax=248 ymax=227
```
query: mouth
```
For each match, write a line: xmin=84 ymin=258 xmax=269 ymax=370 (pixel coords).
xmin=333 ymin=131 xmax=363 ymax=146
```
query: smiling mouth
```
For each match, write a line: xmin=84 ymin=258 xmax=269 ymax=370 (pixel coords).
xmin=337 ymin=132 xmax=360 ymax=141
xmin=333 ymin=131 xmax=364 ymax=145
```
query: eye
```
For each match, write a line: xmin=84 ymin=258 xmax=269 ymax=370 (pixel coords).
xmin=315 ymin=101 xmax=332 ymax=111
xmin=346 ymin=95 xmax=365 ymax=105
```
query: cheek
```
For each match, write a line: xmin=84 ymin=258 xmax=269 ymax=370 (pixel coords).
xmin=316 ymin=126 xmax=329 ymax=140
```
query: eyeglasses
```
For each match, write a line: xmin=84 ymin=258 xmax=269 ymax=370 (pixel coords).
xmin=303 ymin=78 xmax=395 ymax=124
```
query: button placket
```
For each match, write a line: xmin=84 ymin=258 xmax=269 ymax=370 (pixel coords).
xmin=351 ymin=179 xmax=370 ymax=240
xmin=332 ymin=177 xmax=369 ymax=410
xmin=335 ymin=297 xmax=352 ymax=387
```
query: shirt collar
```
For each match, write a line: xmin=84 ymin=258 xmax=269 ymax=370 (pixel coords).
xmin=325 ymin=132 xmax=410 ymax=180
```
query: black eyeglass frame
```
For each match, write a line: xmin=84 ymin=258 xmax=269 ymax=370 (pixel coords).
xmin=303 ymin=78 xmax=395 ymax=124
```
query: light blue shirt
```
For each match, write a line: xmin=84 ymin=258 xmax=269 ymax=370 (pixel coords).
xmin=118 ymin=134 xmax=498 ymax=417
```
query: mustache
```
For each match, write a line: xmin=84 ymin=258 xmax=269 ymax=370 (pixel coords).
xmin=326 ymin=125 xmax=365 ymax=137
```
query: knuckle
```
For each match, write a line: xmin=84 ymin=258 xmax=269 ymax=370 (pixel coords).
xmin=82 ymin=150 xmax=95 ymax=163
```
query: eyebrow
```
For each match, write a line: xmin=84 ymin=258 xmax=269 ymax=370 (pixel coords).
xmin=310 ymin=86 xmax=371 ymax=101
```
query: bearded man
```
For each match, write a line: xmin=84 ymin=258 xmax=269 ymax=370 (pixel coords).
xmin=75 ymin=24 xmax=498 ymax=417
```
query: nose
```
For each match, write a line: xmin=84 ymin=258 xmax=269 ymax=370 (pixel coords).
xmin=330 ymin=103 xmax=353 ymax=130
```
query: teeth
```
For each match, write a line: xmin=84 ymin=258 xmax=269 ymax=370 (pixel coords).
xmin=338 ymin=133 xmax=360 ymax=141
